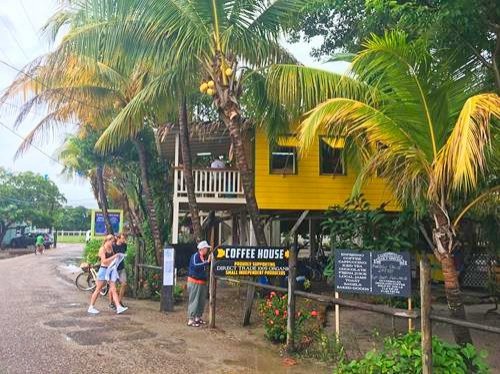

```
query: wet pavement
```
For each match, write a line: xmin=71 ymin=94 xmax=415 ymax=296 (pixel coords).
xmin=0 ymin=244 xmax=325 ymax=374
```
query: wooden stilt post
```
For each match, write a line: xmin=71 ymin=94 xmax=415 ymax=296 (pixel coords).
xmin=286 ymin=240 xmax=297 ymax=352
xmin=420 ymin=257 xmax=432 ymax=374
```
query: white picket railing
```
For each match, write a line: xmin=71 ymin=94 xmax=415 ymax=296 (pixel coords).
xmin=58 ymin=230 xmax=87 ymax=237
xmin=175 ymin=167 xmax=244 ymax=200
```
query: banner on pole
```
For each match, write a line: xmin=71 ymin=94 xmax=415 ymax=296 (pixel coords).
xmin=163 ymin=247 xmax=175 ymax=286
xmin=214 ymin=246 xmax=289 ymax=277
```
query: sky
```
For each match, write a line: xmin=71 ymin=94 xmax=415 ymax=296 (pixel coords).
xmin=0 ymin=0 xmax=348 ymax=209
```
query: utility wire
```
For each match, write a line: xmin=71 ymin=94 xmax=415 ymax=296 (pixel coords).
xmin=0 ymin=18 xmax=30 ymax=60
xmin=19 ymin=0 xmax=39 ymax=35
xmin=0 ymin=59 xmax=107 ymax=113
xmin=0 ymin=119 xmax=64 ymax=166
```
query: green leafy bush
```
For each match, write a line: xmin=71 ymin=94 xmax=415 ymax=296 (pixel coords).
xmin=322 ymin=195 xmax=415 ymax=252
xmin=83 ymin=239 xmax=102 ymax=264
xmin=258 ymin=292 xmax=315 ymax=343
xmin=336 ymin=332 xmax=489 ymax=374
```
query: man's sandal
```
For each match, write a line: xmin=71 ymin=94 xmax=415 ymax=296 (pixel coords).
xmin=195 ymin=319 xmax=207 ymax=325
xmin=187 ymin=320 xmax=200 ymax=327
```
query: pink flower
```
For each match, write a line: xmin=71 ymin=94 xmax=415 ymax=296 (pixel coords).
xmin=311 ymin=310 xmax=318 ymax=317
xmin=270 ymin=291 xmax=276 ymax=297
xmin=275 ymin=309 xmax=280 ymax=316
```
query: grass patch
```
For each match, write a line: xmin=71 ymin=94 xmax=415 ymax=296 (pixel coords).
xmin=58 ymin=235 xmax=86 ymax=244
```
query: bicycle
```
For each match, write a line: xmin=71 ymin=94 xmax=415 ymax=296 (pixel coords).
xmin=75 ymin=263 xmax=109 ymax=296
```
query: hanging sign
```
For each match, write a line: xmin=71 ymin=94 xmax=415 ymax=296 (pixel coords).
xmin=163 ymin=247 xmax=175 ymax=286
xmin=335 ymin=249 xmax=411 ymax=297
xmin=214 ymin=246 xmax=289 ymax=277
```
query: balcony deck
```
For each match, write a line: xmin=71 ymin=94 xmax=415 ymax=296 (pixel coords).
xmin=174 ymin=167 xmax=246 ymax=205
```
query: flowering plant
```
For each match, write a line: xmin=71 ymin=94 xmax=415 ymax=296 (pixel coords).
xmin=258 ymin=292 xmax=317 ymax=343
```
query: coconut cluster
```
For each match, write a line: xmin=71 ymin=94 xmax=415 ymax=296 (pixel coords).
xmin=199 ymin=67 xmax=233 ymax=96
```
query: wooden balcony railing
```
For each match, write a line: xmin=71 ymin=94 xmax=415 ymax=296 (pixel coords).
xmin=174 ymin=167 xmax=245 ymax=200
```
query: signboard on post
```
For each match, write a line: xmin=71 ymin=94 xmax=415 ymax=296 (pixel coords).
xmin=161 ymin=247 xmax=175 ymax=312
xmin=335 ymin=249 xmax=411 ymax=297
xmin=214 ymin=246 xmax=289 ymax=277
xmin=90 ymin=209 xmax=124 ymax=237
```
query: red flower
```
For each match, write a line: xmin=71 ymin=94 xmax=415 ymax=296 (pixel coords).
xmin=275 ymin=309 xmax=280 ymax=316
xmin=311 ymin=310 xmax=318 ymax=317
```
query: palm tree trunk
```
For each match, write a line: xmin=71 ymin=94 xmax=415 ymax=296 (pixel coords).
xmin=179 ymin=99 xmax=203 ymax=241
xmin=133 ymin=138 xmax=163 ymax=264
xmin=96 ymin=164 xmax=113 ymax=235
xmin=221 ymin=112 xmax=267 ymax=246
xmin=432 ymin=205 xmax=473 ymax=345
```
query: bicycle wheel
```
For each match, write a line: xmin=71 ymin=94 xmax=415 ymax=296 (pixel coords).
xmin=88 ymin=277 xmax=109 ymax=296
xmin=75 ymin=272 xmax=94 ymax=291
xmin=100 ymin=283 xmax=109 ymax=296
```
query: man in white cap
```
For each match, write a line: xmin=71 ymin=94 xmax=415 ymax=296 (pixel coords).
xmin=187 ymin=240 xmax=211 ymax=327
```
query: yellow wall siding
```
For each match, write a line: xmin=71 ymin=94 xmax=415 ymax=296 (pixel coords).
xmin=255 ymin=130 xmax=399 ymax=211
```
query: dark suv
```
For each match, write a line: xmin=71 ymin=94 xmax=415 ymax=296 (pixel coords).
xmin=10 ymin=233 xmax=53 ymax=249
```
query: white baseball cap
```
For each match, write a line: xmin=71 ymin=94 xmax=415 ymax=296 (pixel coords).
xmin=197 ymin=240 xmax=211 ymax=250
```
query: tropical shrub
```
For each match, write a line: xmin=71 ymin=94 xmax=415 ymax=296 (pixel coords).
xmin=83 ymin=239 xmax=102 ymax=264
xmin=322 ymin=195 xmax=415 ymax=252
xmin=258 ymin=292 xmax=316 ymax=343
xmin=335 ymin=332 xmax=489 ymax=374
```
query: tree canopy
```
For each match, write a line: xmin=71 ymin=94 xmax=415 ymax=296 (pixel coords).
xmin=292 ymin=0 xmax=500 ymax=91
xmin=0 ymin=168 xmax=66 ymax=242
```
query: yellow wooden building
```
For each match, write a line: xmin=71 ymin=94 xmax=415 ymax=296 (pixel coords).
xmin=161 ymin=126 xmax=398 ymax=246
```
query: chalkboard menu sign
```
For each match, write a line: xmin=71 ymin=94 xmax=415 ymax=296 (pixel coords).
xmin=335 ymin=249 xmax=411 ymax=297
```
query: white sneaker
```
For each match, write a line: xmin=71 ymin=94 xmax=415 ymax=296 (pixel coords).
xmin=88 ymin=306 xmax=100 ymax=314
xmin=116 ymin=305 xmax=128 ymax=314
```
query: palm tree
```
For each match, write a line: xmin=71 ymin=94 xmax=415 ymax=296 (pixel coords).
xmin=58 ymin=133 xmax=116 ymax=234
xmin=1 ymin=48 xmax=175 ymax=263
xmin=267 ymin=31 xmax=500 ymax=345
xmin=47 ymin=0 xmax=312 ymax=246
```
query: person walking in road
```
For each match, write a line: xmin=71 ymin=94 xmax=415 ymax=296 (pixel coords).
xmin=187 ymin=241 xmax=211 ymax=327
xmin=109 ymin=233 xmax=128 ymax=310
xmin=35 ymin=234 xmax=45 ymax=255
xmin=88 ymin=235 xmax=128 ymax=315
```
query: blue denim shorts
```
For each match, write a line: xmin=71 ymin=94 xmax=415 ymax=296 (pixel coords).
xmin=97 ymin=266 xmax=108 ymax=281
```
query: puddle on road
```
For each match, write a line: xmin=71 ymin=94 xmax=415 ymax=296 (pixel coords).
xmin=61 ymin=263 xmax=82 ymax=273
xmin=64 ymin=327 xmax=156 ymax=346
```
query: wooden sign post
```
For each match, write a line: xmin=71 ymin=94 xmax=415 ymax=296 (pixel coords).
xmin=420 ymin=257 xmax=432 ymax=374
xmin=209 ymin=250 xmax=217 ymax=328
xmin=160 ymin=247 xmax=175 ymax=312
xmin=286 ymin=246 xmax=297 ymax=352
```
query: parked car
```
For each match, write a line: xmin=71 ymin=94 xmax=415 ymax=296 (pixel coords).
xmin=10 ymin=232 xmax=53 ymax=249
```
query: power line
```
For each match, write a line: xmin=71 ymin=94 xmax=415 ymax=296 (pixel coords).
xmin=0 ymin=119 xmax=64 ymax=167
xmin=0 ymin=59 xmax=106 ymax=113
xmin=0 ymin=100 xmax=82 ymax=130
xmin=19 ymin=0 xmax=38 ymax=35
xmin=0 ymin=18 xmax=30 ymax=60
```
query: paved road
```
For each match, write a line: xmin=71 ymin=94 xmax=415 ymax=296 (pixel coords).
xmin=0 ymin=245 xmax=313 ymax=374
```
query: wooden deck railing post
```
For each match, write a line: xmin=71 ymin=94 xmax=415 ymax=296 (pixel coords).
xmin=420 ymin=256 xmax=432 ymax=374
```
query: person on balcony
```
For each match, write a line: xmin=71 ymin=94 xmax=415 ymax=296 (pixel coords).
xmin=210 ymin=155 xmax=226 ymax=169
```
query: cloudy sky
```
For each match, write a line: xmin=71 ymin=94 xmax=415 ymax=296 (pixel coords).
xmin=0 ymin=0 xmax=347 ymax=209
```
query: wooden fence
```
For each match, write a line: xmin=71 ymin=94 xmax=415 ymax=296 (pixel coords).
xmin=132 ymin=243 xmax=500 ymax=372
xmin=207 ymin=254 xmax=500 ymax=372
